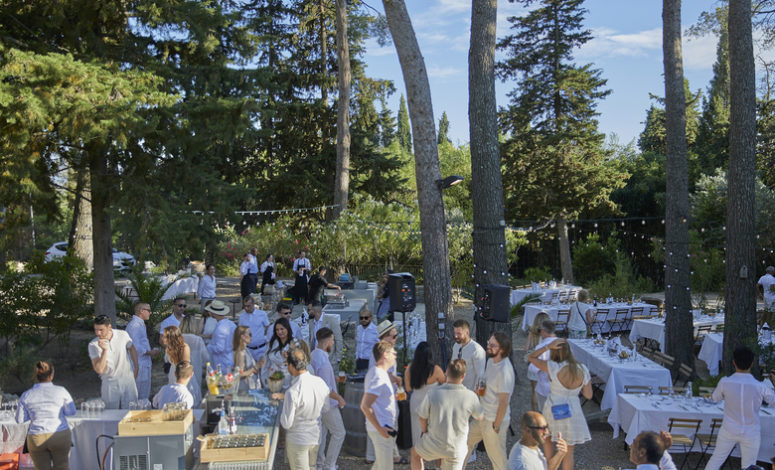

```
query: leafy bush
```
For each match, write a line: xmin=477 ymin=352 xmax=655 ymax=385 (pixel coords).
xmin=572 ymin=233 xmax=618 ymax=285
xmin=115 ymin=269 xmax=175 ymax=333
xmin=586 ymin=254 xmax=654 ymax=298
xmin=522 ymin=266 xmax=552 ymax=283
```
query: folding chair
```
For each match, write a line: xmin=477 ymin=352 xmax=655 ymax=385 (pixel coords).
xmin=558 ymin=290 xmax=569 ymax=303
xmin=698 ymin=386 xmax=715 ymax=396
xmin=667 ymin=417 xmax=703 ymax=470
xmin=694 ymin=418 xmax=724 ymax=470
xmin=694 ymin=325 xmax=713 ymax=348
xmin=589 ymin=308 xmax=609 ymax=335
xmin=659 ymin=386 xmax=687 ymax=395
xmin=628 ymin=306 xmax=644 ymax=329
xmin=675 ymin=363 xmax=693 ymax=387
xmin=623 ymin=384 xmax=652 ymax=394
xmin=550 ymin=291 xmax=559 ymax=303
xmin=655 ymin=352 xmax=676 ymax=369
xmin=555 ymin=308 xmax=571 ymax=334
xmin=608 ymin=308 xmax=631 ymax=334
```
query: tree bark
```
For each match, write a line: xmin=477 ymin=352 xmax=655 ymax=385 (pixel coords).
xmin=381 ymin=0 xmax=454 ymax=362
xmin=332 ymin=0 xmax=351 ymax=219
xmin=469 ymin=0 xmax=509 ymax=346
xmin=68 ymin=166 xmax=93 ymax=269
xmin=723 ymin=0 xmax=757 ymax=374
xmin=557 ymin=218 xmax=573 ymax=283
xmin=662 ymin=0 xmax=694 ymax=372
xmin=90 ymin=153 xmax=117 ymax=323
xmin=319 ymin=0 xmax=328 ymax=106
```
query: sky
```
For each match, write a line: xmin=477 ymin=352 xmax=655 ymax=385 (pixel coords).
xmin=360 ymin=0 xmax=723 ymax=147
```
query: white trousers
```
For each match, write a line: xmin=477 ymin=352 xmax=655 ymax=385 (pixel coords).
xmin=101 ymin=376 xmax=138 ymax=409
xmin=135 ymin=363 xmax=151 ymax=400
xmin=368 ymin=431 xmax=396 ymax=470
xmin=366 ymin=432 xmax=400 ymax=460
xmin=464 ymin=418 xmax=509 ymax=470
xmin=317 ymin=407 xmax=346 ymax=469
xmin=705 ymin=425 xmax=761 ymax=470
xmin=286 ymin=441 xmax=319 ymax=470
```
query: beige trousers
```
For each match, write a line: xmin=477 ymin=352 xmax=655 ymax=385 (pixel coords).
xmin=367 ymin=430 xmax=396 ymax=470
xmin=286 ymin=440 xmax=319 ymax=470
xmin=464 ymin=418 xmax=509 ymax=470
xmin=27 ymin=429 xmax=72 ymax=470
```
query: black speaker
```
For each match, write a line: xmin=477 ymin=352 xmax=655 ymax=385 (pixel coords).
xmin=388 ymin=273 xmax=415 ymax=312
xmin=478 ymin=284 xmax=511 ymax=322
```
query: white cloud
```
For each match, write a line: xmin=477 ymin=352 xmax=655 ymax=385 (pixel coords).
xmin=578 ymin=27 xmax=662 ymax=59
xmin=435 ymin=0 xmax=470 ymax=13
xmin=428 ymin=65 xmax=463 ymax=79
xmin=682 ymin=34 xmax=717 ymax=70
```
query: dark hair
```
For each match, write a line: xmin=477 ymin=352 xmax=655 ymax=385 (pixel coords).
xmin=174 ymin=296 xmax=186 ymax=304
xmin=175 ymin=361 xmax=194 ymax=380
xmin=452 ymin=319 xmax=470 ymax=330
xmin=409 ymin=342 xmax=435 ymax=390
xmin=318 ymin=266 xmax=327 ymax=273
xmin=316 ymin=327 xmax=334 ymax=343
xmin=540 ymin=320 xmax=556 ymax=334
xmin=491 ymin=331 xmax=512 ymax=358
xmin=207 ymin=264 xmax=215 ymax=270
xmin=269 ymin=317 xmax=293 ymax=352
xmin=276 ymin=302 xmax=291 ymax=313
xmin=265 ymin=254 xmax=273 ymax=261
xmin=635 ymin=431 xmax=665 ymax=464
xmin=288 ymin=348 xmax=308 ymax=370
xmin=733 ymin=346 xmax=755 ymax=370
xmin=94 ymin=315 xmax=111 ymax=326
xmin=447 ymin=359 xmax=466 ymax=380
xmin=243 ymin=295 xmax=255 ymax=304
xmin=35 ymin=361 xmax=54 ymax=382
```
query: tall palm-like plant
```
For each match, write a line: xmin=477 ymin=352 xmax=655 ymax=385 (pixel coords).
xmin=115 ymin=270 xmax=176 ymax=333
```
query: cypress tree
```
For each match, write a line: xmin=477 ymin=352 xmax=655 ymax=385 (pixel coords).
xmin=397 ymin=94 xmax=412 ymax=152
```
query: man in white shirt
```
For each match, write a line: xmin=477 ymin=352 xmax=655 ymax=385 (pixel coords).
xmin=126 ymin=302 xmax=159 ymax=400
xmin=361 ymin=341 xmax=399 ymax=470
xmin=277 ymin=348 xmax=331 ymax=470
xmin=532 ymin=321 xmax=557 ymax=412
xmin=197 ymin=265 xmax=217 ymax=312
xmin=508 ymin=412 xmax=566 ymax=470
xmin=758 ymin=266 xmax=775 ymax=309
xmin=412 ymin=359 xmax=484 ymax=470
xmin=205 ymin=300 xmax=237 ymax=372
xmin=153 ymin=361 xmax=195 ymax=410
xmin=451 ymin=320 xmax=486 ymax=391
xmin=356 ymin=309 xmax=379 ymax=371
xmin=705 ymin=346 xmax=775 ymax=469
xmin=88 ymin=315 xmax=139 ymax=409
xmin=309 ymin=305 xmax=324 ymax=349
xmin=277 ymin=302 xmax=303 ymax=338
xmin=628 ymin=431 xmax=664 ymax=470
xmin=464 ymin=331 xmax=515 ymax=470
xmin=311 ymin=328 xmax=346 ymax=470
xmin=238 ymin=295 xmax=271 ymax=360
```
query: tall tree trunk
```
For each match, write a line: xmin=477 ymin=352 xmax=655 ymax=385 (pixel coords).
xmin=723 ymin=0 xmax=757 ymax=374
xmin=662 ymin=0 xmax=694 ymax=372
xmin=332 ymin=0 xmax=351 ymax=219
xmin=469 ymin=0 xmax=508 ymax=346
xmin=68 ymin=166 xmax=94 ymax=269
xmin=557 ymin=218 xmax=573 ymax=283
xmin=319 ymin=0 xmax=328 ymax=106
xmin=381 ymin=0 xmax=454 ymax=362
xmin=90 ymin=153 xmax=116 ymax=323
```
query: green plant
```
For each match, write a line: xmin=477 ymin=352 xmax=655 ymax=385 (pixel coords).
xmin=115 ymin=269 xmax=175 ymax=332
xmin=572 ymin=233 xmax=618 ymax=285
xmin=523 ymin=266 xmax=552 ymax=283
xmin=339 ymin=346 xmax=355 ymax=375
xmin=586 ymin=254 xmax=654 ymax=298
xmin=269 ymin=370 xmax=285 ymax=381
xmin=510 ymin=293 xmax=542 ymax=318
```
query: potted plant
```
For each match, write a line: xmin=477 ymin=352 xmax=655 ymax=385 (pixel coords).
xmin=267 ymin=371 xmax=284 ymax=393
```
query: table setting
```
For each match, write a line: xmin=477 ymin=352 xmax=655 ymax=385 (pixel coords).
xmin=698 ymin=326 xmax=775 ymax=375
xmin=629 ymin=312 xmax=725 ymax=353
xmin=524 ymin=301 xmax=656 ymax=333
xmin=511 ymin=282 xmax=581 ymax=308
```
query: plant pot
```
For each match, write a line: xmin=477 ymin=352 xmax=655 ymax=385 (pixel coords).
xmin=267 ymin=378 xmax=284 ymax=393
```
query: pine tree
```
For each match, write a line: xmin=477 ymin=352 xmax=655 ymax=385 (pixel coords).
xmin=397 ymin=94 xmax=412 ymax=152
xmin=438 ymin=111 xmax=451 ymax=144
xmin=378 ymin=97 xmax=397 ymax=147
xmin=497 ymin=0 xmax=625 ymax=282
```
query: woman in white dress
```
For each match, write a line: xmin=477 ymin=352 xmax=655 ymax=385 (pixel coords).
xmin=528 ymin=338 xmax=592 ymax=470
xmin=262 ymin=317 xmax=294 ymax=389
xmin=525 ymin=312 xmax=551 ymax=411
xmin=179 ymin=315 xmax=210 ymax=405
xmin=405 ymin=341 xmax=446 ymax=448
xmin=233 ymin=326 xmax=263 ymax=392
xmin=163 ymin=326 xmax=198 ymax=400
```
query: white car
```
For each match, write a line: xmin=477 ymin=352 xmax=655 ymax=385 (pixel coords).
xmin=45 ymin=241 xmax=137 ymax=271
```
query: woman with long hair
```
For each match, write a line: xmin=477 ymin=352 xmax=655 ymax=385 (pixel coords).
xmin=179 ymin=315 xmax=210 ymax=405
xmin=163 ymin=326 xmax=191 ymax=384
xmin=526 ymin=312 xmax=551 ymax=411
xmin=16 ymin=361 xmax=76 ymax=470
xmin=262 ymin=317 xmax=294 ymax=388
xmin=201 ymin=300 xmax=217 ymax=344
xmin=404 ymin=341 xmax=446 ymax=448
xmin=233 ymin=326 xmax=263 ymax=391
xmin=528 ymin=339 xmax=592 ymax=470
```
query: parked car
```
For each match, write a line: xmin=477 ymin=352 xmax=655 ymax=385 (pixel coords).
xmin=45 ymin=241 xmax=137 ymax=271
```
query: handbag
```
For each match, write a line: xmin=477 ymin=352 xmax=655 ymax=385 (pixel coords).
xmin=551 ymin=403 xmax=572 ymax=420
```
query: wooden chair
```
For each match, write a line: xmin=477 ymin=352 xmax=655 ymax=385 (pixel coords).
xmin=555 ymin=308 xmax=571 ymax=333
xmin=568 ymin=289 xmax=579 ymax=302
xmin=628 ymin=307 xmax=644 ymax=329
xmin=654 ymin=352 xmax=676 ymax=369
xmin=714 ymin=323 xmax=725 ymax=333
xmin=558 ymin=290 xmax=569 ymax=303
xmin=698 ymin=386 xmax=715 ymax=396
xmin=590 ymin=308 xmax=609 ymax=335
xmin=659 ymin=386 xmax=687 ymax=395
xmin=550 ymin=291 xmax=559 ymax=303
xmin=694 ymin=418 xmax=724 ymax=470
xmin=624 ymin=384 xmax=652 ymax=394
xmin=640 ymin=346 xmax=656 ymax=359
xmin=608 ymin=308 xmax=631 ymax=334
xmin=675 ymin=363 xmax=693 ymax=387
xmin=694 ymin=325 xmax=713 ymax=347
xmin=668 ymin=417 xmax=703 ymax=470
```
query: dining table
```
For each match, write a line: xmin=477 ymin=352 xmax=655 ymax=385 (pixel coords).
xmin=568 ymin=339 xmax=673 ymax=413
xmin=698 ymin=332 xmax=775 ymax=376
xmin=609 ymin=392 xmax=775 ymax=462
xmin=524 ymin=302 xmax=656 ymax=333
xmin=629 ymin=314 xmax=726 ymax=353
xmin=510 ymin=284 xmax=581 ymax=307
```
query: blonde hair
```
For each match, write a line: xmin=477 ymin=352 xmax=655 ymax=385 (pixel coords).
xmin=550 ymin=342 xmax=584 ymax=383
xmin=527 ymin=312 xmax=551 ymax=350
xmin=164 ymin=326 xmax=186 ymax=365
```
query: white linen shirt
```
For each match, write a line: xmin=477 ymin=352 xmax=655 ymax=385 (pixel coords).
xmin=197 ymin=274 xmax=216 ymax=299
xmin=711 ymin=372 xmax=775 ymax=433
xmin=158 ymin=313 xmax=182 ymax=335
xmin=310 ymin=317 xmax=323 ymax=349
xmin=363 ymin=367 xmax=397 ymax=432
xmin=507 ymin=442 xmax=547 ymax=470
xmin=88 ymin=329 xmax=135 ymax=381
xmin=260 ymin=261 xmax=275 ymax=278
xmin=238 ymin=309 xmax=271 ymax=358
xmin=280 ymin=371 xmax=331 ymax=445
xmin=759 ymin=273 xmax=775 ymax=303
xmin=356 ymin=323 xmax=379 ymax=361
xmin=239 ymin=261 xmax=250 ymax=276
xmin=16 ymin=382 xmax=76 ymax=435
xmin=207 ymin=319 xmax=237 ymax=371
xmin=531 ymin=336 xmax=556 ymax=398
xmin=310 ymin=348 xmax=338 ymax=408
xmin=481 ymin=357 xmax=515 ymax=421
xmin=293 ymin=257 xmax=311 ymax=272
xmin=451 ymin=339 xmax=487 ymax=391
xmin=126 ymin=315 xmax=152 ymax=367
xmin=153 ymin=383 xmax=194 ymax=410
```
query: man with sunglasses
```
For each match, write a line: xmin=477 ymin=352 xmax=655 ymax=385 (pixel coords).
xmin=277 ymin=302 xmax=303 ymax=339
xmin=126 ymin=302 xmax=159 ymax=401
xmin=238 ymin=295 xmax=270 ymax=361
xmin=507 ymin=412 xmax=567 ymax=470
xmin=356 ymin=309 xmax=378 ymax=371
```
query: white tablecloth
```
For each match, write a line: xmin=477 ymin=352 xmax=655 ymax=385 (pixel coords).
xmin=162 ymin=276 xmax=199 ymax=300
xmin=525 ymin=302 xmax=655 ymax=332
xmin=698 ymin=333 xmax=775 ymax=376
xmin=609 ymin=393 xmax=775 ymax=461
xmin=322 ymin=298 xmax=367 ymax=323
xmin=629 ymin=315 xmax=726 ymax=353
xmin=2 ymin=409 xmax=204 ymax=469
xmin=511 ymin=285 xmax=580 ymax=307
xmin=568 ymin=339 xmax=672 ymax=413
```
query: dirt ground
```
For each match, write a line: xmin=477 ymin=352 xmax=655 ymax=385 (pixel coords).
xmin=1 ymin=277 xmax=744 ymax=469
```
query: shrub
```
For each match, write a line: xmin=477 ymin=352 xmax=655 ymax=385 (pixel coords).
xmin=115 ymin=269 xmax=175 ymax=333
xmin=586 ymin=253 xmax=655 ymax=298
xmin=523 ymin=266 xmax=552 ymax=283
xmin=572 ymin=233 xmax=618 ymax=285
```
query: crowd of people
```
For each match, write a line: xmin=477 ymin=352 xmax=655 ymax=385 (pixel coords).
xmin=12 ymin=260 xmax=775 ymax=470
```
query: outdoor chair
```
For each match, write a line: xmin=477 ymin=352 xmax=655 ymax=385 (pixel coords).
xmin=590 ymin=308 xmax=609 ymax=335
xmin=667 ymin=417 xmax=703 ymax=470
xmin=558 ymin=290 xmax=569 ymax=303
xmin=659 ymin=386 xmax=687 ymax=395
xmin=623 ymin=384 xmax=652 ymax=394
xmin=555 ymin=308 xmax=571 ymax=334
xmin=550 ymin=291 xmax=559 ymax=303
xmin=654 ymin=352 xmax=676 ymax=369
xmin=694 ymin=418 xmax=725 ymax=470
xmin=608 ymin=308 xmax=631 ymax=334
xmin=675 ymin=363 xmax=693 ymax=387
xmin=698 ymin=386 xmax=715 ymax=396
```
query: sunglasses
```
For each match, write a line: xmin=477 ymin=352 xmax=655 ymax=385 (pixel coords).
xmin=528 ymin=425 xmax=549 ymax=430
xmin=360 ymin=316 xmax=370 ymax=320
xmin=176 ymin=304 xmax=186 ymax=308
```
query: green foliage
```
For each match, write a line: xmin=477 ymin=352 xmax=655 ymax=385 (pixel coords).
xmin=572 ymin=234 xmax=618 ymax=286
xmin=397 ymin=95 xmax=412 ymax=153
xmin=523 ymin=267 xmax=553 ymax=283
xmin=585 ymin=254 xmax=654 ymax=298
xmin=114 ymin=270 xmax=175 ymax=332
xmin=438 ymin=111 xmax=451 ymax=144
